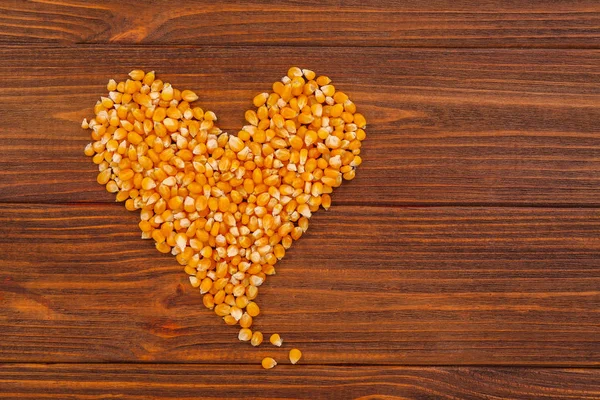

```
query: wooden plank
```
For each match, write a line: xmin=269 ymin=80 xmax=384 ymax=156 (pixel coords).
xmin=0 ymin=46 xmax=599 ymax=205
xmin=0 ymin=1 xmax=599 ymax=48
xmin=0 ymin=204 xmax=598 ymax=365
xmin=0 ymin=364 xmax=598 ymax=399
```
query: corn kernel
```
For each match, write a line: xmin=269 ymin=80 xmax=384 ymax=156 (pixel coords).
xmin=251 ymin=331 xmax=263 ymax=347
xmin=238 ymin=328 xmax=252 ymax=342
xmin=270 ymin=333 xmax=283 ymax=347
xmin=261 ymin=357 xmax=277 ymax=369
xmin=289 ymin=348 xmax=302 ymax=364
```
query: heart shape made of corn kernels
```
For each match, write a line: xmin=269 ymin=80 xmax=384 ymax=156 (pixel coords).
xmin=83 ymin=68 xmax=366 ymax=349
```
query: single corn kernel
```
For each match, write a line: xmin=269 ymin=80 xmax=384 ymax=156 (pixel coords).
xmin=251 ymin=331 xmax=263 ymax=347
xmin=107 ymin=79 xmax=117 ymax=91
xmin=289 ymin=348 xmax=302 ymax=364
xmin=302 ymin=69 xmax=316 ymax=80
xmin=128 ymin=69 xmax=145 ymax=81
xmin=321 ymin=84 xmax=335 ymax=97
xmin=239 ymin=312 xmax=253 ymax=328
xmin=246 ymin=301 xmax=260 ymax=317
xmin=143 ymin=71 xmax=155 ymax=85
xmin=322 ymin=193 xmax=332 ymax=210
xmin=253 ymin=92 xmax=269 ymax=107
xmin=354 ymin=113 xmax=366 ymax=128
xmin=181 ymin=90 xmax=199 ymax=102
xmin=238 ymin=328 xmax=252 ymax=342
xmin=84 ymin=143 xmax=94 ymax=156
xmin=97 ymin=169 xmax=111 ymax=185
xmin=270 ymin=333 xmax=283 ymax=347
xmin=287 ymin=66 xmax=303 ymax=78
xmin=262 ymin=357 xmax=277 ymax=370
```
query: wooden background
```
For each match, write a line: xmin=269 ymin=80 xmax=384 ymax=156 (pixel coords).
xmin=0 ymin=0 xmax=599 ymax=398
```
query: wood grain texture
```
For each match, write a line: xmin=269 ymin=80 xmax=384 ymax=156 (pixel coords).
xmin=1 ymin=1 xmax=599 ymax=394
xmin=1 ymin=204 xmax=598 ymax=364
xmin=1 ymin=46 xmax=599 ymax=205
xmin=1 ymin=0 xmax=599 ymax=48
xmin=1 ymin=364 xmax=599 ymax=399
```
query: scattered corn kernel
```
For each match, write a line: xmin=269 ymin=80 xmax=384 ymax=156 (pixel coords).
xmin=238 ymin=328 xmax=252 ymax=342
xmin=289 ymin=348 xmax=302 ymax=364
xmin=251 ymin=331 xmax=263 ymax=347
xmin=181 ymin=90 xmax=199 ymax=102
xmin=262 ymin=357 xmax=277 ymax=369
xmin=270 ymin=333 xmax=283 ymax=347
xmin=129 ymin=69 xmax=145 ymax=81
xmin=246 ymin=301 xmax=260 ymax=317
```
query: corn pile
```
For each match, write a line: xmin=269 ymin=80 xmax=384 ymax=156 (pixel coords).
xmin=83 ymin=68 xmax=366 ymax=368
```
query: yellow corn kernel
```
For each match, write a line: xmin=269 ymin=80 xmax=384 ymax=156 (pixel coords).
xmin=181 ymin=90 xmax=198 ymax=102
xmin=105 ymin=180 xmax=118 ymax=193
xmin=281 ymin=107 xmax=298 ymax=119
xmin=155 ymin=241 xmax=171 ymax=253
xmin=333 ymin=91 xmax=348 ymax=104
xmin=356 ymin=128 xmax=366 ymax=141
xmin=246 ymin=301 xmax=260 ymax=317
xmin=251 ymin=331 xmax=263 ymax=347
xmin=253 ymin=92 xmax=269 ymax=107
xmin=124 ymin=79 xmax=138 ymax=94
xmin=272 ymin=113 xmax=285 ymax=128
xmin=239 ymin=312 xmax=253 ymax=328
xmin=262 ymin=357 xmax=277 ymax=369
xmin=161 ymin=84 xmax=174 ymax=101
xmin=354 ymin=113 xmax=366 ymax=128
xmin=207 ymin=197 xmax=218 ymax=212
xmin=106 ymin=79 xmax=117 ymax=91
xmin=84 ymin=143 xmax=94 ymax=156
xmin=97 ymin=169 xmax=111 ymax=185
xmin=343 ymin=169 xmax=356 ymax=180
xmin=287 ymin=66 xmax=302 ymax=78
xmin=321 ymin=193 xmax=332 ymax=209
xmin=298 ymin=114 xmax=314 ymax=125
xmin=214 ymin=303 xmax=230 ymax=316
xmin=129 ymin=69 xmax=145 ymax=81
xmin=316 ymin=76 xmax=331 ymax=86
xmin=201 ymin=277 xmax=214 ymax=295
xmin=238 ymin=328 xmax=252 ymax=341
xmin=142 ymin=71 xmax=155 ymax=86
xmin=302 ymin=69 xmax=316 ymax=80
xmin=274 ymin=244 xmax=285 ymax=259
xmin=291 ymin=76 xmax=305 ymax=96
xmin=269 ymin=333 xmax=283 ymax=347
xmin=163 ymin=118 xmax=179 ymax=132
xmin=236 ymin=295 xmax=249 ymax=309
xmin=229 ymin=136 xmax=245 ymax=152
xmin=263 ymin=265 xmax=276 ymax=275
xmin=330 ymin=103 xmax=344 ymax=118
xmin=203 ymin=294 xmax=215 ymax=309
xmin=245 ymin=110 xmax=259 ymax=126
xmin=119 ymin=168 xmax=134 ymax=181
xmin=116 ymin=190 xmax=130 ymax=202
xmin=289 ymin=348 xmax=302 ymax=364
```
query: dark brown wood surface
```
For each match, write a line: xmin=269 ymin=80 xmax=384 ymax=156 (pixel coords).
xmin=1 ymin=0 xmax=599 ymax=48
xmin=1 ymin=46 xmax=599 ymax=205
xmin=1 ymin=365 xmax=599 ymax=399
xmin=1 ymin=204 xmax=598 ymax=364
xmin=0 ymin=0 xmax=599 ymax=398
